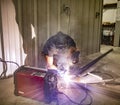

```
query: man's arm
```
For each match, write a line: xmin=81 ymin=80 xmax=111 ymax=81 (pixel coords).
xmin=45 ymin=55 xmax=57 ymax=70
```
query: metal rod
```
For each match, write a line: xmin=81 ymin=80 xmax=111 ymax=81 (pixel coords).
xmin=77 ymin=48 xmax=113 ymax=76
xmin=23 ymin=66 xmax=47 ymax=71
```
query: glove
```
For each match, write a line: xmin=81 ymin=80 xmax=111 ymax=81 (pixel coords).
xmin=44 ymin=69 xmax=58 ymax=104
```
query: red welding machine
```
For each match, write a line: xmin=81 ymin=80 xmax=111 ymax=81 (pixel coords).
xmin=14 ymin=66 xmax=47 ymax=101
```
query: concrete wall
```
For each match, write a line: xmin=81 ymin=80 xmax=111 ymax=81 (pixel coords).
xmin=102 ymin=0 xmax=120 ymax=47
xmin=103 ymin=9 xmax=117 ymax=23
xmin=102 ymin=0 xmax=117 ymax=23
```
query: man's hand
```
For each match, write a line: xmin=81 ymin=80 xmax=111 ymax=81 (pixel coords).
xmin=48 ymin=64 xmax=57 ymax=70
xmin=46 ymin=55 xmax=57 ymax=70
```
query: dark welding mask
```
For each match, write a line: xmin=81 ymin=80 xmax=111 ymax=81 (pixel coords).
xmin=71 ymin=51 xmax=80 ymax=64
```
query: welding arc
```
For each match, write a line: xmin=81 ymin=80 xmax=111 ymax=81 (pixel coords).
xmin=77 ymin=48 xmax=113 ymax=76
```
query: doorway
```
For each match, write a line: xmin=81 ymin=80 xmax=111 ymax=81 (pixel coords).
xmin=101 ymin=0 xmax=117 ymax=46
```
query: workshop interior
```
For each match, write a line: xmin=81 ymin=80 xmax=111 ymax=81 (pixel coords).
xmin=0 ymin=0 xmax=120 ymax=105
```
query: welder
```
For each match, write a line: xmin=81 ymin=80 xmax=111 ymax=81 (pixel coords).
xmin=42 ymin=31 xmax=80 ymax=71
xmin=42 ymin=31 xmax=80 ymax=104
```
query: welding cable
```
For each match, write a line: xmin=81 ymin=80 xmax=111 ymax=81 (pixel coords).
xmin=79 ymin=89 xmax=93 ymax=105
xmin=102 ymin=73 xmax=113 ymax=79
xmin=57 ymin=86 xmax=93 ymax=105
xmin=0 ymin=58 xmax=20 ymax=67
xmin=74 ymin=83 xmax=93 ymax=105
xmin=0 ymin=59 xmax=7 ymax=79
xmin=57 ymin=91 xmax=81 ymax=105
xmin=57 ymin=91 xmax=92 ymax=105
xmin=91 ymin=71 xmax=114 ymax=80
xmin=0 ymin=58 xmax=20 ymax=79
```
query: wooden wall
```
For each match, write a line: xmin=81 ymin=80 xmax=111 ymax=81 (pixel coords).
xmin=0 ymin=0 xmax=103 ymax=76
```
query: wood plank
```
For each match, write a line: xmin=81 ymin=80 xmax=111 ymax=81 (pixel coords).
xmin=81 ymin=0 xmax=90 ymax=56
xmin=87 ymin=0 xmax=95 ymax=55
xmin=77 ymin=0 xmax=83 ymax=51
xmin=37 ymin=0 xmax=47 ymax=44
xmin=94 ymin=0 xmax=101 ymax=53
xmin=70 ymin=0 xmax=82 ymax=51
xmin=49 ymin=0 xmax=58 ymax=35
xmin=37 ymin=0 xmax=48 ymax=68
xmin=60 ymin=0 xmax=71 ymax=34
xmin=33 ymin=0 xmax=38 ymax=67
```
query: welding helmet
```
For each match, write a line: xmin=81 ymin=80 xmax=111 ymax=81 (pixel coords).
xmin=71 ymin=51 xmax=80 ymax=64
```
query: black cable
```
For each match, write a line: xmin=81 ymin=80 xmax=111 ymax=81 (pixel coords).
xmin=57 ymin=91 xmax=92 ymax=105
xmin=79 ymin=87 xmax=93 ymax=105
xmin=58 ymin=91 xmax=81 ymax=105
xmin=79 ymin=90 xmax=89 ymax=105
xmin=91 ymin=71 xmax=114 ymax=79
xmin=0 ymin=58 xmax=20 ymax=79
xmin=0 ymin=59 xmax=7 ymax=78
xmin=56 ymin=83 xmax=93 ymax=105
xmin=75 ymin=83 xmax=93 ymax=105
xmin=0 ymin=58 xmax=20 ymax=67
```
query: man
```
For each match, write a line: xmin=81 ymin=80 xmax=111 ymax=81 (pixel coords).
xmin=42 ymin=31 xmax=80 ymax=72
xmin=42 ymin=31 xmax=80 ymax=104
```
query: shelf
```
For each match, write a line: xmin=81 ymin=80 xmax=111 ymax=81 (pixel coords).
xmin=103 ymin=3 xmax=117 ymax=9
xmin=102 ymin=23 xmax=115 ymax=27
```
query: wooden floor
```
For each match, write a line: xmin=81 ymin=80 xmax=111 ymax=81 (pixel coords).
xmin=0 ymin=45 xmax=120 ymax=105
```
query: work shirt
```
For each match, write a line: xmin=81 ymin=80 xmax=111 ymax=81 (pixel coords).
xmin=42 ymin=32 xmax=77 ymax=71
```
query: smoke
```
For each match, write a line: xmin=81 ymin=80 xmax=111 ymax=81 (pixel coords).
xmin=49 ymin=45 xmax=73 ymax=72
xmin=57 ymin=54 xmax=73 ymax=72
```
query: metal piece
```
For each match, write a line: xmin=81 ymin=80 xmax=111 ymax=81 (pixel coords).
xmin=24 ymin=66 xmax=47 ymax=71
xmin=77 ymin=48 xmax=113 ymax=76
